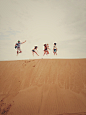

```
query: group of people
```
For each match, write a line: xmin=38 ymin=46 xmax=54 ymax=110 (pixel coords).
xmin=15 ymin=40 xmax=57 ymax=56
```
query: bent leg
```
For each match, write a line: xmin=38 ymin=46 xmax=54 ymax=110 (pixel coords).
xmin=19 ymin=51 xmax=22 ymax=53
xmin=47 ymin=50 xmax=49 ymax=54
xmin=32 ymin=51 xmax=34 ymax=56
xmin=17 ymin=48 xmax=22 ymax=53
xmin=43 ymin=51 xmax=46 ymax=56
xmin=17 ymin=51 xmax=19 ymax=54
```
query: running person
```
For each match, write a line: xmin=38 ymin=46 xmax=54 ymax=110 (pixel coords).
xmin=32 ymin=46 xmax=39 ymax=56
xmin=46 ymin=44 xmax=50 ymax=54
xmin=43 ymin=44 xmax=49 ymax=56
xmin=15 ymin=40 xmax=26 ymax=55
xmin=53 ymin=43 xmax=57 ymax=55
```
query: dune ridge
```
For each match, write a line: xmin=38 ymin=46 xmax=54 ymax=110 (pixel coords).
xmin=0 ymin=59 xmax=86 ymax=115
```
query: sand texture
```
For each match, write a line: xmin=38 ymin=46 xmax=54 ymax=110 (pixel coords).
xmin=0 ymin=59 xmax=86 ymax=115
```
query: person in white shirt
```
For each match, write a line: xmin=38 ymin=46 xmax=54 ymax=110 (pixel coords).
xmin=53 ymin=43 xmax=57 ymax=55
xmin=15 ymin=40 xmax=26 ymax=55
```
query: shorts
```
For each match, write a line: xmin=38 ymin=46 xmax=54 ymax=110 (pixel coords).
xmin=32 ymin=50 xmax=35 ymax=52
xmin=17 ymin=47 xmax=21 ymax=51
xmin=54 ymin=49 xmax=57 ymax=52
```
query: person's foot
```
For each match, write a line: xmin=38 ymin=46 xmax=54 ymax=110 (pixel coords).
xmin=19 ymin=51 xmax=22 ymax=53
xmin=17 ymin=51 xmax=19 ymax=54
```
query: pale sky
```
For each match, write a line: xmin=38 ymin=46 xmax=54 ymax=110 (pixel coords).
xmin=0 ymin=0 xmax=86 ymax=61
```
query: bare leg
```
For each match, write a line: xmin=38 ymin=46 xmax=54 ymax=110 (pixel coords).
xmin=45 ymin=50 xmax=49 ymax=55
xmin=46 ymin=52 xmax=47 ymax=55
xmin=32 ymin=51 xmax=34 ymax=56
xmin=47 ymin=50 xmax=49 ymax=54
xmin=54 ymin=52 xmax=57 ymax=55
xmin=17 ymin=51 xmax=19 ymax=54
xmin=35 ymin=52 xmax=39 ymax=56
xmin=19 ymin=51 xmax=22 ymax=53
xmin=43 ymin=51 xmax=46 ymax=56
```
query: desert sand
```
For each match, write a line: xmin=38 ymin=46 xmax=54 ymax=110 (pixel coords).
xmin=0 ymin=59 xmax=86 ymax=115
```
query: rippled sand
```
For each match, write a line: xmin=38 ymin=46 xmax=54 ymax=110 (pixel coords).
xmin=0 ymin=59 xmax=86 ymax=115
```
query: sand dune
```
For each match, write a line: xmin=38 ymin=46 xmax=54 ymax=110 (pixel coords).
xmin=0 ymin=59 xmax=86 ymax=115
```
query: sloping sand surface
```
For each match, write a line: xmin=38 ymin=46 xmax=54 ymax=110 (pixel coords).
xmin=0 ymin=59 xmax=86 ymax=115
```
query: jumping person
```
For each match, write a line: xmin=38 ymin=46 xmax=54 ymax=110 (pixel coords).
xmin=46 ymin=44 xmax=50 ymax=54
xmin=43 ymin=44 xmax=49 ymax=56
xmin=15 ymin=40 xmax=26 ymax=55
xmin=32 ymin=46 xmax=39 ymax=56
xmin=53 ymin=43 xmax=57 ymax=55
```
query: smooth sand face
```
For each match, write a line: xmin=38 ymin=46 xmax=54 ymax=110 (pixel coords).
xmin=0 ymin=59 xmax=86 ymax=115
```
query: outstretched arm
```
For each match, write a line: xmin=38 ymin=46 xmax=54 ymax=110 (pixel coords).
xmin=35 ymin=51 xmax=39 ymax=56
xmin=21 ymin=40 xmax=26 ymax=44
xmin=48 ymin=47 xmax=50 ymax=50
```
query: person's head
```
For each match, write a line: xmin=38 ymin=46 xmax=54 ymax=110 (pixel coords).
xmin=18 ymin=40 xmax=20 ymax=43
xmin=54 ymin=43 xmax=56 ymax=45
xmin=34 ymin=46 xmax=37 ymax=49
xmin=44 ymin=44 xmax=46 ymax=47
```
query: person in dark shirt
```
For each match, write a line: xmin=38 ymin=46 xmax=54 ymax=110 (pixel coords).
xmin=43 ymin=44 xmax=49 ymax=56
xmin=32 ymin=46 xmax=39 ymax=56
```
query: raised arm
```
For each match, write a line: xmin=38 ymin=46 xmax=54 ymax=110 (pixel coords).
xmin=21 ymin=40 xmax=26 ymax=44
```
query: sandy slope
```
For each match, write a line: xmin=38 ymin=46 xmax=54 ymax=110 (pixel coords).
xmin=0 ymin=59 xmax=86 ymax=115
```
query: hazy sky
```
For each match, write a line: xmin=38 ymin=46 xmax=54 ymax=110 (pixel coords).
xmin=0 ymin=0 xmax=86 ymax=60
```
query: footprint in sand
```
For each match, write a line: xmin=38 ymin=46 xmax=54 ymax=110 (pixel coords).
xmin=0 ymin=99 xmax=12 ymax=115
xmin=1 ymin=104 xmax=12 ymax=114
xmin=33 ymin=65 xmax=35 ymax=67
xmin=22 ymin=63 xmax=26 ymax=67
xmin=25 ymin=60 xmax=31 ymax=63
